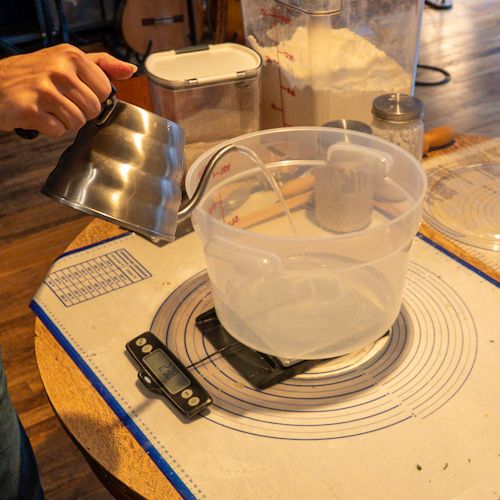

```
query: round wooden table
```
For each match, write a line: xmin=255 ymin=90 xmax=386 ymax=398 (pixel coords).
xmin=34 ymin=134 xmax=497 ymax=498
xmin=34 ymin=220 xmax=180 ymax=499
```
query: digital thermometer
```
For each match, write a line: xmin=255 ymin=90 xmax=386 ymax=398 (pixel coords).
xmin=126 ymin=332 xmax=212 ymax=419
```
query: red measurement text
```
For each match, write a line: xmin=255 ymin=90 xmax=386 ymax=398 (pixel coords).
xmin=198 ymin=162 xmax=232 ymax=178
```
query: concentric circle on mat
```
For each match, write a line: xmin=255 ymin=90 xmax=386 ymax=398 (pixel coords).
xmin=424 ymin=162 xmax=500 ymax=251
xmin=150 ymin=263 xmax=477 ymax=440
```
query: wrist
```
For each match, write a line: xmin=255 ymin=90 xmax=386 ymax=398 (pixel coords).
xmin=0 ymin=56 xmax=22 ymax=131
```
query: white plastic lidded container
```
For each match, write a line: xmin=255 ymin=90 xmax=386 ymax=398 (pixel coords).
xmin=145 ymin=43 xmax=262 ymax=167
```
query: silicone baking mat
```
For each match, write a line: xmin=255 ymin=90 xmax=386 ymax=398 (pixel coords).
xmin=424 ymin=137 xmax=500 ymax=268
xmin=31 ymin=232 xmax=499 ymax=499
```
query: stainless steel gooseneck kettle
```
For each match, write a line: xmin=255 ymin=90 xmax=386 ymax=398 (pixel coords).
xmin=42 ymin=91 xmax=247 ymax=241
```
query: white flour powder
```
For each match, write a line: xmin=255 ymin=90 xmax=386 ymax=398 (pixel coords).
xmin=248 ymin=24 xmax=412 ymax=127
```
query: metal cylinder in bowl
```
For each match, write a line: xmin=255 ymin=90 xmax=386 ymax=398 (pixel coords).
xmin=317 ymin=120 xmax=379 ymax=233
xmin=322 ymin=119 xmax=373 ymax=135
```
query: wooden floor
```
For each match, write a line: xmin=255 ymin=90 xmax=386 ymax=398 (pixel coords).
xmin=415 ymin=0 xmax=500 ymax=136
xmin=0 ymin=2 xmax=499 ymax=498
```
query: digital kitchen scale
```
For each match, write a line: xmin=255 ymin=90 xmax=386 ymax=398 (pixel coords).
xmin=126 ymin=305 xmax=391 ymax=417
xmin=194 ymin=307 xmax=328 ymax=389
xmin=148 ymin=269 xmax=395 ymax=400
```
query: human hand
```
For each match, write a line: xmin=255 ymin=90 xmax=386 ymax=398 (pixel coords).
xmin=0 ymin=44 xmax=137 ymax=137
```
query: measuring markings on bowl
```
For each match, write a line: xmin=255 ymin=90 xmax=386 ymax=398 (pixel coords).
xmin=207 ymin=193 xmax=224 ymax=217
xmin=197 ymin=162 xmax=232 ymax=179
xmin=206 ymin=192 xmax=240 ymax=226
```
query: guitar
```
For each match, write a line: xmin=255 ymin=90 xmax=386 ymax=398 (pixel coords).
xmin=225 ymin=0 xmax=244 ymax=44
xmin=208 ymin=0 xmax=245 ymax=44
xmin=121 ymin=0 xmax=205 ymax=56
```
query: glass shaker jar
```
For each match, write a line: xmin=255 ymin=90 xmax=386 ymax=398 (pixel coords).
xmin=371 ymin=93 xmax=424 ymax=160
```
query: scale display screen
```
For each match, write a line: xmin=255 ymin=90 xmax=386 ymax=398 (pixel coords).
xmin=143 ymin=349 xmax=190 ymax=394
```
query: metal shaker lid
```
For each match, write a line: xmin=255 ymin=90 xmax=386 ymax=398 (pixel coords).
xmin=372 ymin=93 xmax=424 ymax=122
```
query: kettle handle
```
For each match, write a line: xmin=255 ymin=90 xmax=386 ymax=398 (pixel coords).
xmin=14 ymin=85 xmax=118 ymax=139
xmin=95 ymin=85 xmax=118 ymax=126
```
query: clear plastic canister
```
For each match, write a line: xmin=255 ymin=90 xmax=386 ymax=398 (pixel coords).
xmin=145 ymin=43 xmax=262 ymax=168
xmin=240 ymin=0 xmax=424 ymax=128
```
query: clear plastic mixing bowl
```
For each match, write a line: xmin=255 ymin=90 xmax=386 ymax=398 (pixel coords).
xmin=186 ymin=127 xmax=427 ymax=359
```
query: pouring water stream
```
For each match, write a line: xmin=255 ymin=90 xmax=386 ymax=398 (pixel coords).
xmin=200 ymin=144 xmax=317 ymax=298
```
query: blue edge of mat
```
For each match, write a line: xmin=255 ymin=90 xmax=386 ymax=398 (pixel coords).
xmin=29 ymin=231 xmax=499 ymax=498
xmin=30 ymin=232 xmax=195 ymax=499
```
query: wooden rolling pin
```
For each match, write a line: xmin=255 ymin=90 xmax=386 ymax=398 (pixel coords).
xmin=235 ymin=191 xmax=312 ymax=229
xmin=231 ymin=126 xmax=457 ymax=228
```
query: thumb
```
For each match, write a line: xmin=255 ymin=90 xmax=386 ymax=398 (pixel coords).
xmin=87 ymin=52 xmax=138 ymax=80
